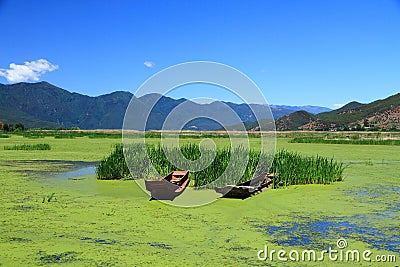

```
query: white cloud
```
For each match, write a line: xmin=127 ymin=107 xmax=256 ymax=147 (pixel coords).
xmin=143 ymin=61 xmax=155 ymax=68
xmin=333 ymin=103 xmax=345 ymax=108
xmin=0 ymin=59 xmax=59 ymax=83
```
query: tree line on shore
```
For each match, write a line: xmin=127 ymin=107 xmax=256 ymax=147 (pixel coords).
xmin=0 ymin=121 xmax=25 ymax=132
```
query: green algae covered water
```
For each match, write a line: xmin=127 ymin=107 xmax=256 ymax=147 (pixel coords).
xmin=0 ymin=135 xmax=399 ymax=266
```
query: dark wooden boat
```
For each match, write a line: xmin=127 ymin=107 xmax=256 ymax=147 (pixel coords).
xmin=145 ymin=171 xmax=189 ymax=200
xmin=215 ymin=174 xmax=274 ymax=199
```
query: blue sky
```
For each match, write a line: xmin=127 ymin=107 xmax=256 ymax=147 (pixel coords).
xmin=0 ymin=0 xmax=399 ymax=108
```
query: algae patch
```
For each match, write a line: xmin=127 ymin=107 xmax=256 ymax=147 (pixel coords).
xmin=255 ymin=218 xmax=400 ymax=252
xmin=38 ymin=251 xmax=79 ymax=264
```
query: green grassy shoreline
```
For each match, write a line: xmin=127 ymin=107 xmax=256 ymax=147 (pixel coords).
xmin=291 ymin=137 xmax=400 ymax=145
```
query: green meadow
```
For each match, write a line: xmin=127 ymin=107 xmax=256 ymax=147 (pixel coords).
xmin=0 ymin=134 xmax=399 ymax=266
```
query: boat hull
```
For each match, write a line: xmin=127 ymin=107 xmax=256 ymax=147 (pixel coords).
xmin=145 ymin=171 xmax=189 ymax=201
xmin=215 ymin=174 xmax=273 ymax=199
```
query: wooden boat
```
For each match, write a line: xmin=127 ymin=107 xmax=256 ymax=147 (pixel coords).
xmin=145 ymin=171 xmax=189 ymax=200
xmin=215 ymin=174 xmax=274 ymax=199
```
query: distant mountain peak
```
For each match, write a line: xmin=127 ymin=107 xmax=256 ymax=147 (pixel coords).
xmin=335 ymin=101 xmax=365 ymax=113
xmin=274 ymin=110 xmax=316 ymax=131
xmin=269 ymin=104 xmax=331 ymax=114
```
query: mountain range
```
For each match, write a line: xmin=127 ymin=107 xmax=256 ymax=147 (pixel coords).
xmin=0 ymin=82 xmax=330 ymax=130
xmin=273 ymin=93 xmax=400 ymax=131
xmin=2 ymin=82 xmax=397 ymax=131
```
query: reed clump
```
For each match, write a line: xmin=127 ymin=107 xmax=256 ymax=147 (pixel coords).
xmin=96 ymin=144 xmax=131 ymax=179
xmin=96 ymin=143 xmax=344 ymax=189
xmin=4 ymin=143 xmax=51 ymax=150
xmin=269 ymin=150 xmax=344 ymax=188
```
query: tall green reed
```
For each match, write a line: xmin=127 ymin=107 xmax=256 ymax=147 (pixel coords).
xmin=96 ymin=143 xmax=344 ymax=189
